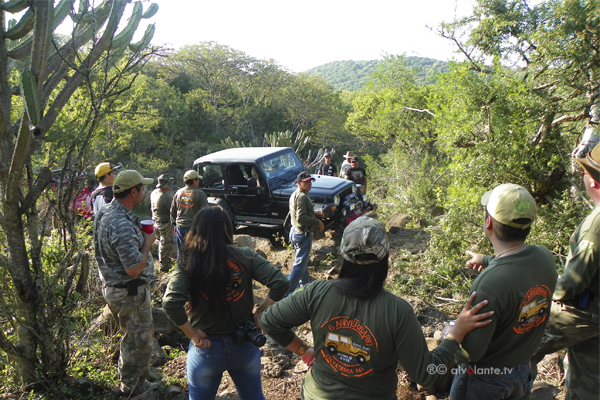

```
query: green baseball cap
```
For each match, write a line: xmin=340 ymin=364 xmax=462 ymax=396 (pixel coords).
xmin=481 ymin=183 xmax=536 ymax=229
xmin=113 ymin=170 xmax=153 ymax=193
xmin=341 ymin=217 xmax=389 ymax=265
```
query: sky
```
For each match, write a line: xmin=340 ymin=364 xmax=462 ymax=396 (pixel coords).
xmin=148 ymin=0 xmax=476 ymax=72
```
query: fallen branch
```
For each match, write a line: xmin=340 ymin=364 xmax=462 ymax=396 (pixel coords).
xmin=434 ymin=296 xmax=462 ymax=303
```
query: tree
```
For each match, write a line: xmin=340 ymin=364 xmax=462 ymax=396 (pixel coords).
xmin=0 ymin=0 xmax=158 ymax=387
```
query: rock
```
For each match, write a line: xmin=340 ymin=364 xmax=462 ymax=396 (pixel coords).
xmin=433 ymin=330 xmax=443 ymax=343
xmin=166 ymin=385 xmax=184 ymax=396
xmin=94 ymin=305 xmax=117 ymax=334
xmin=157 ymin=332 xmax=178 ymax=347
xmin=425 ymin=395 xmax=438 ymax=400
xmin=153 ymin=308 xmax=176 ymax=335
xmin=234 ymin=234 xmax=274 ymax=254
xmin=386 ymin=212 xmax=412 ymax=233
xmin=429 ymin=206 xmax=445 ymax=217
xmin=131 ymin=390 xmax=157 ymax=400
xmin=294 ymin=360 xmax=309 ymax=373
xmin=262 ymin=360 xmax=284 ymax=377
xmin=151 ymin=339 xmax=168 ymax=367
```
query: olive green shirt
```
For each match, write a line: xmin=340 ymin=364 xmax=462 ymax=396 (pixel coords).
xmin=162 ymin=246 xmax=289 ymax=336
xmin=150 ymin=188 xmax=172 ymax=224
xmin=170 ymin=186 xmax=208 ymax=228
xmin=459 ymin=245 xmax=557 ymax=366
xmin=260 ymin=281 xmax=460 ymax=400
xmin=289 ymin=189 xmax=319 ymax=231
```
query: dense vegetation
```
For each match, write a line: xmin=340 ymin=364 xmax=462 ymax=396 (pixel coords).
xmin=306 ymin=57 xmax=450 ymax=91
xmin=0 ymin=0 xmax=598 ymax=397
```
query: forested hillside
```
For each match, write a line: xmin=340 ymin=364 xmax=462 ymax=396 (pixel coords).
xmin=306 ymin=57 xmax=449 ymax=91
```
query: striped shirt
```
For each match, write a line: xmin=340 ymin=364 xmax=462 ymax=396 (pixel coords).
xmin=93 ymin=200 xmax=154 ymax=286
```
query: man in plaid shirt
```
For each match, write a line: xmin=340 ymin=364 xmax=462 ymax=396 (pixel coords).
xmin=94 ymin=170 xmax=158 ymax=395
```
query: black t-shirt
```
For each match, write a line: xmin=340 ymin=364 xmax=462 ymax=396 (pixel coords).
xmin=318 ymin=162 xmax=338 ymax=176
xmin=346 ymin=167 xmax=366 ymax=185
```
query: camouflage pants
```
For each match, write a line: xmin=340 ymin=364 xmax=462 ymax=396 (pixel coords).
xmin=531 ymin=301 xmax=599 ymax=400
xmin=156 ymin=221 xmax=176 ymax=272
xmin=102 ymin=283 xmax=154 ymax=392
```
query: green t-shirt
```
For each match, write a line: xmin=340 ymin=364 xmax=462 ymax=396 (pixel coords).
xmin=289 ymin=189 xmax=319 ymax=231
xmin=162 ymin=246 xmax=289 ymax=336
xmin=260 ymin=280 xmax=460 ymax=400
xmin=553 ymin=205 xmax=600 ymax=312
xmin=169 ymin=186 xmax=208 ymax=228
xmin=459 ymin=245 xmax=558 ymax=366
xmin=150 ymin=188 xmax=172 ymax=223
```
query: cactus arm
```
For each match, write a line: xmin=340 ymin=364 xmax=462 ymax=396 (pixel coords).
xmin=70 ymin=0 xmax=112 ymax=25
xmin=111 ymin=1 xmax=143 ymax=49
xmin=30 ymin=0 xmax=54 ymax=81
xmin=20 ymin=70 xmax=41 ymax=126
xmin=1 ymin=0 xmax=28 ymax=13
xmin=78 ymin=0 xmax=90 ymax=14
xmin=4 ymin=8 xmax=34 ymax=40
xmin=129 ymin=23 xmax=155 ymax=52
xmin=142 ymin=3 xmax=158 ymax=19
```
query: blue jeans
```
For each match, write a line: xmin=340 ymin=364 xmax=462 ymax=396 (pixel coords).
xmin=450 ymin=363 xmax=533 ymax=400
xmin=175 ymin=226 xmax=189 ymax=259
xmin=287 ymin=227 xmax=312 ymax=296
xmin=187 ymin=337 xmax=264 ymax=400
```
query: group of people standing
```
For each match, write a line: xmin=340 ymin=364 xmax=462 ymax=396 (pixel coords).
xmin=90 ymin=142 xmax=598 ymax=399
xmin=317 ymin=150 xmax=367 ymax=191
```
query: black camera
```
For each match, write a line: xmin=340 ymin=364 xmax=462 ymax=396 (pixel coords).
xmin=233 ymin=320 xmax=266 ymax=347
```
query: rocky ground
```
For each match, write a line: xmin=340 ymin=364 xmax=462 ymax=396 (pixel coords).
xmin=103 ymin=213 xmax=567 ymax=400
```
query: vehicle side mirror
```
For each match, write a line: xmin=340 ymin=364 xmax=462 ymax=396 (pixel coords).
xmin=247 ymin=177 xmax=257 ymax=188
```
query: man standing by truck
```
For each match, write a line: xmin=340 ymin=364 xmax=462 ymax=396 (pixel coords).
xmin=151 ymin=174 xmax=175 ymax=272
xmin=286 ymin=172 xmax=324 ymax=297
xmin=170 ymin=170 xmax=208 ymax=255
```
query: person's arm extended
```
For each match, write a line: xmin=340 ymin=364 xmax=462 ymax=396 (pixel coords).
xmin=170 ymin=194 xmax=177 ymax=225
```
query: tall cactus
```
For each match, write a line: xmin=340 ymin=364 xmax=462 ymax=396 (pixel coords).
xmin=0 ymin=0 xmax=158 ymax=387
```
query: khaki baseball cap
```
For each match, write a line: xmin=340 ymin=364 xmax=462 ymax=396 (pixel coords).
xmin=481 ymin=183 xmax=536 ymax=229
xmin=95 ymin=162 xmax=120 ymax=178
xmin=113 ymin=170 xmax=153 ymax=193
xmin=183 ymin=170 xmax=200 ymax=181
xmin=574 ymin=142 xmax=600 ymax=183
xmin=341 ymin=217 xmax=389 ymax=265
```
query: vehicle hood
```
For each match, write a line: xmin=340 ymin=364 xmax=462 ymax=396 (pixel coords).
xmin=273 ymin=175 xmax=352 ymax=200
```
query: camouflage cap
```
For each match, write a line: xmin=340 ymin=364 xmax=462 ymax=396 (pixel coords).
xmin=156 ymin=174 xmax=172 ymax=188
xmin=113 ymin=170 xmax=153 ymax=193
xmin=341 ymin=217 xmax=389 ymax=265
xmin=481 ymin=183 xmax=536 ymax=229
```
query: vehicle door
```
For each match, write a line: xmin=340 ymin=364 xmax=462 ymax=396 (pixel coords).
xmin=225 ymin=163 xmax=270 ymax=217
xmin=196 ymin=163 xmax=225 ymax=198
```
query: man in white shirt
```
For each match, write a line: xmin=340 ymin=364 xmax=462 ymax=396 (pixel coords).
xmin=91 ymin=162 xmax=121 ymax=215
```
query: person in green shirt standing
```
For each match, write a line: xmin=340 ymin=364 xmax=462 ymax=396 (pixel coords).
xmin=259 ymin=216 xmax=493 ymax=400
xmin=453 ymin=183 xmax=558 ymax=399
xmin=170 ymin=170 xmax=208 ymax=257
xmin=287 ymin=171 xmax=324 ymax=297
xmin=151 ymin=174 xmax=175 ymax=272
xmin=531 ymin=143 xmax=600 ymax=400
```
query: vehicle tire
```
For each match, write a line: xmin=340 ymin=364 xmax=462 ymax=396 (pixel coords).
xmin=520 ymin=316 xmax=526 ymax=324
xmin=357 ymin=355 xmax=366 ymax=364
xmin=327 ymin=345 xmax=336 ymax=354
xmin=538 ymin=307 xmax=546 ymax=316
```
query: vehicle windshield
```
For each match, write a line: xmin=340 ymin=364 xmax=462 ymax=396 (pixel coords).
xmin=259 ymin=150 xmax=304 ymax=184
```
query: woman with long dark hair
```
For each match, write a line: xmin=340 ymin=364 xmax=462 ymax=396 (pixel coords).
xmin=163 ymin=206 xmax=290 ymax=400
xmin=260 ymin=217 xmax=494 ymax=400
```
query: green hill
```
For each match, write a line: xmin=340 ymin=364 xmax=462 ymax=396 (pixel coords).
xmin=306 ymin=57 xmax=449 ymax=91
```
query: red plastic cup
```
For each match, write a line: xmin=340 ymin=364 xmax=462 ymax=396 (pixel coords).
xmin=140 ymin=220 xmax=154 ymax=234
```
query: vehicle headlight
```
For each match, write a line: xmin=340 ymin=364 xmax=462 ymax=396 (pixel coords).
xmin=342 ymin=208 xmax=348 ymax=216
xmin=333 ymin=194 xmax=340 ymax=206
xmin=353 ymin=184 xmax=359 ymax=194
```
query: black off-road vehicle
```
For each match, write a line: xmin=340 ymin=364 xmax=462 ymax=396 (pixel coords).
xmin=192 ymin=147 xmax=373 ymax=232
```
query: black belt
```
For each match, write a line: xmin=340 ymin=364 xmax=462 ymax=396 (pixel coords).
xmin=112 ymin=279 xmax=147 ymax=296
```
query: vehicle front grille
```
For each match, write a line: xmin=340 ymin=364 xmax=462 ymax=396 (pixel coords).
xmin=338 ymin=186 xmax=353 ymax=200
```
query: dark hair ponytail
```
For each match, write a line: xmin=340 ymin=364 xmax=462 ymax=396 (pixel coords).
xmin=180 ymin=206 xmax=234 ymax=311
xmin=332 ymin=258 xmax=388 ymax=300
